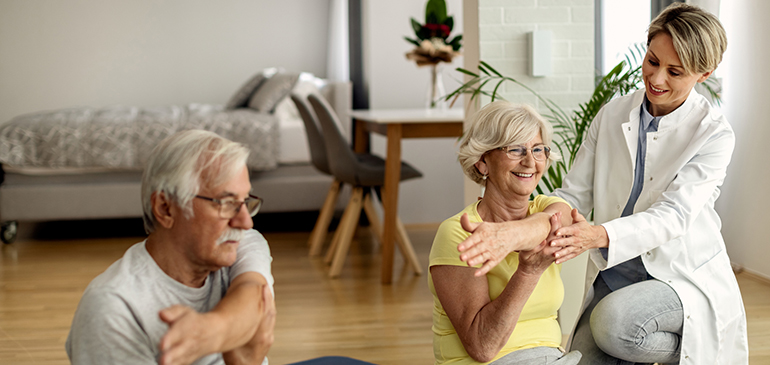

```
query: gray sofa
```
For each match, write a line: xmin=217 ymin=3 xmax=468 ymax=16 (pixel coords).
xmin=0 ymin=79 xmax=351 ymax=243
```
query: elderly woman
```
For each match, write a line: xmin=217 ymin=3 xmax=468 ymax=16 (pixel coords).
xmin=455 ymin=3 xmax=748 ymax=364
xmin=429 ymin=101 xmax=581 ymax=365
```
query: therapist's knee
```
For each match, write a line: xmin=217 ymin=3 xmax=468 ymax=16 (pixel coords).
xmin=589 ymin=292 xmax=640 ymax=357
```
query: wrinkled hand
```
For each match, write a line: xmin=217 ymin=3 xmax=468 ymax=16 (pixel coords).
xmin=223 ymin=285 xmax=276 ymax=365
xmin=551 ymin=209 xmax=608 ymax=264
xmin=158 ymin=305 xmax=219 ymax=365
xmin=518 ymin=213 xmax=562 ymax=275
xmin=457 ymin=213 xmax=520 ymax=277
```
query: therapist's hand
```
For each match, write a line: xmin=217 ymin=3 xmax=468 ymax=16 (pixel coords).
xmin=550 ymin=209 xmax=609 ymax=264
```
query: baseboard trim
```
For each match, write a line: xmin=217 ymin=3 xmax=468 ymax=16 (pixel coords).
xmin=733 ymin=262 xmax=770 ymax=285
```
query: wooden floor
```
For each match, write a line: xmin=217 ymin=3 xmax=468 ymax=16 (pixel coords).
xmin=0 ymin=220 xmax=769 ymax=364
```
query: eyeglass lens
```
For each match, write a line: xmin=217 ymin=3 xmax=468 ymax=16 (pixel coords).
xmin=504 ymin=146 xmax=549 ymax=161
xmin=221 ymin=196 xmax=262 ymax=218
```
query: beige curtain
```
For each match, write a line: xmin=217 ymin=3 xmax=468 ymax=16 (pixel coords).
xmin=327 ymin=0 xmax=350 ymax=82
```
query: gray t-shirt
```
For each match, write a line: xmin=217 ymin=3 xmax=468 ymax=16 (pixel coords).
xmin=65 ymin=229 xmax=274 ymax=365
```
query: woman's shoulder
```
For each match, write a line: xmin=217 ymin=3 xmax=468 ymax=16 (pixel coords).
xmin=431 ymin=202 xmax=482 ymax=265
xmin=531 ymin=195 xmax=569 ymax=213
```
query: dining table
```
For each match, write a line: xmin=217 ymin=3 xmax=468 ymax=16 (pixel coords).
xmin=349 ymin=108 xmax=465 ymax=284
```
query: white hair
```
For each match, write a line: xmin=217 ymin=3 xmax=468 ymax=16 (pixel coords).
xmin=141 ymin=130 xmax=250 ymax=234
xmin=458 ymin=101 xmax=559 ymax=185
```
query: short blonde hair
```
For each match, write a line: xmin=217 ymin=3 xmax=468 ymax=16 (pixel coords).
xmin=648 ymin=2 xmax=727 ymax=74
xmin=458 ymin=101 xmax=558 ymax=185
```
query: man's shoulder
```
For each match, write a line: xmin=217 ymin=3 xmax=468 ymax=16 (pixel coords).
xmin=229 ymin=229 xmax=274 ymax=289
xmin=87 ymin=241 xmax=151 ymax=292
xmin=239 ymin=229 xmax=269 ymax=252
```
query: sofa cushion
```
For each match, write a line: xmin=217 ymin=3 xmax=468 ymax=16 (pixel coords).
xmin=247 ymin=72 xmax=301 ymax=113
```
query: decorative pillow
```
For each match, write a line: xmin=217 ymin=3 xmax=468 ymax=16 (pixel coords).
xmin=247 ymin=72 xmax=301 ymax=113
xmin=273 ymin=72 xmax=327 ymax=122
xmin=224 ymin=67 xmax=280 ymax=109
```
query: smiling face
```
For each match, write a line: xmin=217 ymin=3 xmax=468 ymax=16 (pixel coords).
xmin=643 ymin=33 xmax=713 ymax=116
xmin=475 ymin=133 xmax=545 ymax=201
xmin=173 ymin=164 xmax=254 ymax=272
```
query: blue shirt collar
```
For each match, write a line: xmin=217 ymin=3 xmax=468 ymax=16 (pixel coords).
xmin=640 ymin=97 xmax=660 ymax=131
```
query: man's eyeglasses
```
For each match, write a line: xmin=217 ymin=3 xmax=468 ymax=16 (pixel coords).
xmin=499 ymin=145 xmax=551 ymax=161
xmin=195 ymin=194 xmax=263 ymax=219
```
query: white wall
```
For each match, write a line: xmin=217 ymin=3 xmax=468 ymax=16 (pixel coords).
xmin=0 ymin=0 xmax=330 ymax=124
xmin=716 ymin=0 xmax=770 ymax=279
xmin=474 ymin=0 xmax=595 ymax=335
xmin=476 ymin=0 xmax=595 ymax=113
xmin=362 ymin=0 xmax=466 ymax=224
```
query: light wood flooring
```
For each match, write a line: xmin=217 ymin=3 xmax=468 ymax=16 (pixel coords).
xmin=0 ymin=218 xmax=768 ymax=364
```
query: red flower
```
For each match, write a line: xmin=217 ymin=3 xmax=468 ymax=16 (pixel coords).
xmin=423 ymin=23 xmax=450 ymax=38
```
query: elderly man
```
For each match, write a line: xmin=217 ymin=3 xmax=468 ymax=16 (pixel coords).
xmin=66 ymin=130 xmax=275 ymax=365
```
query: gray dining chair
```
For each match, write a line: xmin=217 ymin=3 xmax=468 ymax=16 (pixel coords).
xmin=290 ymin=93 xmax=341 ymax=256
xmin=307 ymin=93 xmax=424 ymax=278
xmin=291 ymin=92 xmax=398 ymax=261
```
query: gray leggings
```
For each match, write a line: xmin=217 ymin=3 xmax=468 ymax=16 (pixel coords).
xmin=491 ymin=347 xmax=582 ymax=365
xmin=570 ymin=276 xmax=683 ymax=365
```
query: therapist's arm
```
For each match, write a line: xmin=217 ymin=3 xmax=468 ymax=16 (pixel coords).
xmin=553 ymin=125 xmax=734 ymax=267
xmin=458 ymin=202 xmax=572 ymax=276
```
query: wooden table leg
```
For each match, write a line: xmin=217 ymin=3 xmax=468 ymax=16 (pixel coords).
xmin=381 ymin=124 xmax=402 ymax=284
xmin=354 ymin=119 xmax=370 ymax=153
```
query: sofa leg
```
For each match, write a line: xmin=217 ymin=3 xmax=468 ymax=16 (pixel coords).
xmin=1 ymin=221 xmax=18 ymax=244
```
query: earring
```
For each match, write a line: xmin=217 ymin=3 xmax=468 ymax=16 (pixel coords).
xmin=482 ymin=174 xmax=487 ymax=180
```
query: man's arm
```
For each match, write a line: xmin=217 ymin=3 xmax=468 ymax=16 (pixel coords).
xmin=222 ymin=284 xmax=276 ymax=365
xmin=158 ymin=272 xmax=270 ymax=365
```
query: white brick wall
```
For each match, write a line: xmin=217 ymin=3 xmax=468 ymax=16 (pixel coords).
xmin=478 ymin=0 xmax=594 ymax=114
xmin=473 ymin=0 xmax=595 ymax=337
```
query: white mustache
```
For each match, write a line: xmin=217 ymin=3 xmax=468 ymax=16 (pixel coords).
xmin=216 ymin=228 xmax=245 ymax=245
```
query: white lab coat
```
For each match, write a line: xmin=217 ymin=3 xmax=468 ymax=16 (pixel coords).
xmin=555 ymin=88 xmax=749 ymax=364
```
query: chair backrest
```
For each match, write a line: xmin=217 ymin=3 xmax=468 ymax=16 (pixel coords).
xmin=308 ymin=93 xmax=360 ymax=185
xmin=290 ymin=93 xmax=330 ymax=175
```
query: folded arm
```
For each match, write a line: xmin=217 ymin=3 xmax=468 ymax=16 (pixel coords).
xmin=158 ymin=272 xmax=271 ymax=365
xmin=458 ymin=202 xmax=572 ymax=276
xmin=434 ymin=214 xmax=562 ymax=362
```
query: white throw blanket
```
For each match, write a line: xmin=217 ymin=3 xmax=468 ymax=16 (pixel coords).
xmin=0 ymin=104 xmax=279 ymax=171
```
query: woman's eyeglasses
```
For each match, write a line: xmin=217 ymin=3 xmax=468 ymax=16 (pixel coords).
xmin=499 ymin=145 xmax=551 ymax=161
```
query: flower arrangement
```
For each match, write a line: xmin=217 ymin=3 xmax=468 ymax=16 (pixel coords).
xmin=405 ymin=0 xmax=462 ymax=66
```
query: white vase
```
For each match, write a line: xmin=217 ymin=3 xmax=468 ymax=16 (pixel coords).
xmin=426 ymin=63 xmax=448 ymax=110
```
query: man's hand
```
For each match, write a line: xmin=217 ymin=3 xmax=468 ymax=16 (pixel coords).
xmin=157 ymin=272 xmax=269 ymax=365
xmin=158 ymin=305 xmax=223 ymax=365
xmin=550 ymin=209 xmax=609 ymax=264
xmin=223 ymin=285 xmax=276 ymax=365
